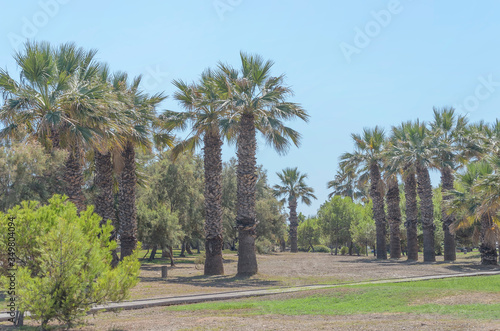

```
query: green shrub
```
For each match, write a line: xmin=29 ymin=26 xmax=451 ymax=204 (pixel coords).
xmin=309 ymin=245 xmax=330 ymax=253
xmin=356 ymin=244 xmax=367 ymax=255
xmin=0 ymin=195 xmax=141 ymax=329
xmin=340 ymin=246 xmax=349 ymax=255
xmin=255 ymin=238 xmax=273 ymax=254
xmin=194 ymin=255 xmax=205 ymax=269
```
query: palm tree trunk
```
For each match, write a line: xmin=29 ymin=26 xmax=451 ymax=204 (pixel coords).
xmin=386 ymin=176 xmax=402 ymax=258
xmin=94 ymin=149 xmax=119 ymax=267
xmin=119 ymin=140 xmax=137 ymax=259
xmin=50 ymin=127 xmax=60 ymax=150
xmin=64 ymin=147 xmax=86 ymax=212
xmin=236 ymin=113 xmax=258 ymax=276
xmin=369 ymin=163 xmax=387 ymax=259
xmin=479 ymin=214 xmax=498 ymax=265
xmin=416 ymin=164 xmax=436 ymax=262
xmin=203 ymin=131 xmax=224 ymax=275
xmin=441 ymin=167 xmax=456 ymax=261
xmin=289 ymin=197 xmax=298 ymax=253
xmin=403 ymin=168 xmax=419 ymax=261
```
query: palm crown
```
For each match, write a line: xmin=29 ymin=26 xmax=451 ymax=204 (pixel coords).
xmin=273 ymin=167 xmax=317 ymax=205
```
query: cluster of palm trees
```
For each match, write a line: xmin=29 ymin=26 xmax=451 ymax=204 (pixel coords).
xmin=0 ymin=42 xmax=309 ymax=276
xmin=164 ymin=55 xmax=309 ymax=275
xmin=331 ymin=108 xmax=499 ymax=265
xmin=0 ymin=42 xmax=169 ymax=266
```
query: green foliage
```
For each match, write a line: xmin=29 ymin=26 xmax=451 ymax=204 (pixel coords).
xmin=136 ymin=151 xmax=201 ymax=250
xmin=340 ymin=246 xmax=349 ymax=255
xmin=137 ymin=202 xmax=183 ymax=250
xmin=222 ymin=159 xmax=287 ymax=249
xmin=0 ymin=140 xmax=66 ymax=212
xmin=318 ymin=196 xmax=360 ymax=251
xmin=349 ymin=200 xmax=376 ymax=252
xmin=255 ymin=238 xmax=274 ymax=254
xmin=222 ymin=159 xmax=238 ymax=249
xmin=0 ymin=195 xmax=140 ymax=329
xmin=310 ymin=245 xmax=330 ymax=253
xmin=297 ymin=217 xmax=321 ymax=250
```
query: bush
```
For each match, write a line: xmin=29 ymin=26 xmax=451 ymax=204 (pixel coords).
xmin=356 ymin=244 xmax=367 ymax=255
xmin=0 ymin=195 xmax=141 ymax=329
xmin=340 ymin=246 xmax=349 ymax=255
xmin=194 ymin=255 xmax=205 ymax=269
xmin=309 ymin=245 xmax=330 ymax=253
xmin=255 ymin=238 xmax=273 ymax=254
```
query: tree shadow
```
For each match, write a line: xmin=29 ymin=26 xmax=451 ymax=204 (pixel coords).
xmin=334 ymin=256 xmax=500 ymax=272
xmin=166 ymin=274 xmax=282 ymax=289
xmin=444 ymin=264 xmax=500 ymax=272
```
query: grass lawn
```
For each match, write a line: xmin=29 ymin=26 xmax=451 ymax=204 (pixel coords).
xmin=165 ymin=275 xmax=500 ymax=320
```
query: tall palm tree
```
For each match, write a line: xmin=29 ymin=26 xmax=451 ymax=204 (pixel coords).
xmin=273 ymin=167 xmax=317 ymax=252
xmin=114 ymin=73 xmax=166 ymax=259
xmin=0 ymin=41 xmax=106 ymax=211
xmin=91 ymin=66 xmax=137 ymax=267
xmin=390 ymin=120 xmax=440 ymax=262
xmin=429 ymin=107 xmax=468 ymax=261
xmin=161 ymin=69 xmax=230 ymax=275
xmin=341 ymin=127 xmax=387 ymax=259
xmin=388 ymin=122 xmax=419 ymax=261
xmin=448 ymin=160 xmax=499 ymax=265
xmin=218 ymin=53 xmax=309 ymax=276
xmin=385 ymin=171 xmax=402 ymax=259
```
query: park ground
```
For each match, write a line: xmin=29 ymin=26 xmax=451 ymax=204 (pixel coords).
xmin=4 ymin=250 xmax=500 ymax=330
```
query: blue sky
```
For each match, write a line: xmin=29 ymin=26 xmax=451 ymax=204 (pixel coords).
xmin=2 ymin=1 xmax=500 ymax=216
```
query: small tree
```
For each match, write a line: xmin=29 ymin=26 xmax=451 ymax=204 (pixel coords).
xmin=137 ymin=202 xmax=183 ymax=263
xmin=350 ymin=200 xmax=376 ymax=256
xmin=0 ymin=195 xmax=140 ymax=329
xmin=297 ymin=218 xmax=321 ymax=251
xmin=318 ymin=196 xmax=355 ymax=255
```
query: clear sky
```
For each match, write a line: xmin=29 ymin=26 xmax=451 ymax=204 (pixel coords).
xmin=2 ymin=1 xmax=500 ymax=216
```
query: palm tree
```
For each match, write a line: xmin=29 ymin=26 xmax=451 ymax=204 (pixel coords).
xmin=218 ymin=53 xmax=309 ymax=275
xmin=327 ymin=165 xmax=368 ymax=201
xmin=161 ymin=69 xmax=229 ymax=275
xmin=389 ymin=122 xmax=419 ymax=261
xmin=273 ymin=167 xmax=317 ymax=252
xmin=0 ymin=41 xmax=106 ymax=211
xmin=385 ymin=172 xmax=402 ymax=259
xmin=341 ymin=127 xmax=387 ymax=259
xmin=114 ymin=73 xmax=166 ymax=259
xmin=429 ymin=107 xmax=468 ymax=261
xmin=448 ymin=160 xmax=499 ymax=265
xmin=91 ymin=67 xmax=137 ymax=267
xmin=390 ymin=120 xmax=440 ymax=262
